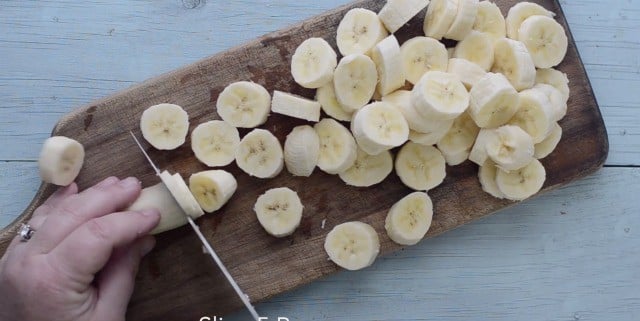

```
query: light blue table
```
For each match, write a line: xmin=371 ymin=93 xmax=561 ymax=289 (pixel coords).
xmin=1 ymin=1 xmax=639 ymax=320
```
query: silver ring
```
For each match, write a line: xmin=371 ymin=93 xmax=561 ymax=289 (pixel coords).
xmin=18 ymin=223 xmax=35 ymax=242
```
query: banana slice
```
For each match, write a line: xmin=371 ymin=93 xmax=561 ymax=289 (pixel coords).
xmin=127 ymin=182 xmax=187 ymax=234
xmin=385 ymin=192 xmax=433 ymax=245
xmin=235 ymin=129 xmax=284 ymax=178
xmin=371 ymin=35 xmax=405 ymax=96
xmin=38 ymin=136 xmax=85 ymax=186
xmin=254 ymin=187 xmax=304 ymax=237
xmin=505 ymin=1 xmax=554 ymax=40
xmin=492 ymin=38 xmax=536 ymax=91
xmin=424 ymin=0 xmax=459 ymax=40
xmin=351 ymin=102 xmax=409 ymax=155
xmin=396 ymin=142 xmax=446 ymax=191
xmin=453 ymin=30 xmax=494 ymax=71
xmin=485 ymin=125 xmax=534 ymax=171
xmin=445 ymin=0 xmax=479 ymax=41
xmin=159 ymin=171 xmax=205 ymax=218
xmin=412 ymin=70 xmax=470 ymax=120
xmin=383 ymin=90 xmax=451 ymax=136
xmin=518 ymin=16 xmax=568 ymax=68
xmin=378 ymin=0 xmax=430 ymax=33
xmin=291 ymin=37 xmax=338 ymax=89
xmin=336 ymin=8 xmax=388 ymax=56
xmin=216 ymin=81 xmax=271 ymax=128
xmin=509 ymin=88 xmax=556 ymax=143
xmin=535 ymin=68 xmax=570 ymax=103
xmin=284 ymin=125 xmax=320 ymax=177
xmin=189 ymin=170 xmax=237 ymax=213
xmin=408 ymin=124 xmax=454 ymax=146
xmin=334 ymin=54 xmax=378 ymax=112
xmin=468 ymin=128 xmax=493 ymax=166
xmin=400 ymin=36 xmax=449 ymax=85
xmin=271 ymin=90 xmax=321 ymax=122
xmin=314 ymin=118 xmax=358 ymax=174
xmin=447 ymin=58 xmax=487 ymax=89
xmin=436 ymin=112 xmax=480 ymax=164
xmin=191 ymin=120 xmax=240 ymax=167
xmin=469 ymin=72 xmax=519 ymax=128
xmin=477 ymin=160 xmax=506 ymax=199
xmin=339 ymin=148 xmax=393 ymax=187
xmin=473 ymin=1 xmax=506 ymax=41
xmin=534 ymin=122 xmax=562 ymax=159
xmin=496 ymin=158 xmax=546 ymax=201
xmin=315 ymin=82 xmax=353 ymax=122
xmin=443 ymin=149 xmax=470 ymax=165
xmin=324 ymin=221 xmax=380 ymax=271
xmin=140 ymin=103 xmax=189 ymax=150
xmin=533 ymin=83 xmax=566 ymax=121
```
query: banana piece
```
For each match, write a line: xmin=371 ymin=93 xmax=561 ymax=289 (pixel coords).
xmin=492 ymin=38 xmax=536 ymax=91
xmin=447 ymin=58 xmax=487 ymax=89
xmin=291 ymin=37 xmax=338 ymax=89
xmin=385 ymin=192 xmax=433 ymax=245
xmin=371 ymin=35 xmax=405 ymax=96
xmin=453 ymin=30 xmax=494 ymax=71
xmin=396 ymin=142 xmax=446 ymax=191
xmin=443 ymin=149 xmax=470 ymax=165
xmin=159 ymin=171 xmax=205 ymax=218
xmin=496 ymin=158 xmax=546 ymax=201
xmin=469 ymin=72 xmax=519 ymax=128
xmin=378 ymin=0 xmax=430 ymax=33
xmin=411 ymin=70 xmax=470 ymax=120
xmin=468 ymin=128 xmax=493 ymax=166
xmin=533 ymin=83 xmax=566 ymax=121
xmin=423 ymin=0 xmax=459 ymax=40
xmin=351 ymin=102 xmax=409 ymax=155
xmin=254 ymin=187 xmax=304 ymax=237
xmin=484 ymin=125 xmax=534 ymax=171
xmin=382 ymin=90 xmax=452 ymax=136
xmin=314 ymin=118 xmax=358 ymax=174
xmin=338 ymin=148 xmax=393 ymax=187
xmin=336 ymin=8 xmax=389 ymax=56
xmin=38 ymin=136 xmax=85 ymax=186
xmin=408 ymin=126 xmax=453 ymax=146
xmin=235 ymin=129 xmax=284 ymax=178
xmin=189 ymin=170 xmax=237 ymax=213
xmin=126 ymin=182 xmax=187 ymax=235
xmin=447 ymin=47 xmax=455 ymax=59
xmin=334 ymin=54 xmax=378 ymax=112
xmin=400 ymin=36 xmax=449 ymax=85
xmin=535 ymin=68 xmax=570 ymax=104
xmin=518 ymin=16 xmax=568 ymax=68
xmin=315 ymin=82 xmax=353 ymax=122
xmin=445 ymin=0 xmax=479 ymax=41
xmin=284 ymin=125 xmax=320 ymax=177
xmin=534 ymin=122 xmax=562 ymax=159
xmin=140 ymin=103 xmax=189 ymax=150
xmin=505 ymin=1 xmax=554 ymax=40
xmin=436 ymin=112 xmax=480 ymax=164
xmin=324 ymin=221 xmax=380 ymax=271
xmin=216 ymin=81 xmax=271 ymax=128
xmin=191 ymin=120 xmax=240 ymax=167
xmin=473 ymin=1 xmax=506 ymax=41
xmin=477 ymin=160 xmax=506 ymax=199
xmin=271 ymin=90 xmax=321 ymax=122
xmin=509 ymin=88 xmax=556 ymax=143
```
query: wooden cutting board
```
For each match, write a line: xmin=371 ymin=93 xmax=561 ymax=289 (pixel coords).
xmin=0 ymin=0 xmax=608 ymax=319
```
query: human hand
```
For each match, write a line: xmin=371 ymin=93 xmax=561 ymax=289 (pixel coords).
xmin=0 ymin=177 xmax=161 ymax=321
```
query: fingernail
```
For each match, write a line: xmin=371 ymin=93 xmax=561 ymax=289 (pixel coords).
xmin=119 ymin=177 xmax=140 ymax=189
xmin=97 ymin=176 xmax=119 ymax=187
xmin=141 ymin=237 xmax=156 ymax=256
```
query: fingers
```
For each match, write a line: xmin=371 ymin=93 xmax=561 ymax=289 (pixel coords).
xmin=29 ymin=183 xmax=79 ymax=230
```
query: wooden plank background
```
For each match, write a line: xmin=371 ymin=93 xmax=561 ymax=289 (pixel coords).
xmin=0 ymin=0 xmax=638 ymax=320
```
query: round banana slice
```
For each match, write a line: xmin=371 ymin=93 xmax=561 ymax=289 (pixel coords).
xmin=140 ymin=103 xmax=189 ymax=150
xmin=478 ymin=160 xmax=506 ymax=199
xmin=396 ymin=142 xmax=447 ymax=191
xmin=423 ymin=0 xmax=459 ymax=40
xmin=453 ymin=30 xmax=494 ymax=71
xmin=38 ymin=136 xmax=85 ymax=186
xmin=315 ymin=82 xmax=353 ymax=122
xmin=371 ymin=35 xmax=405 ymax=96
xmin=271 ymin=90 xmax=321 ymax=122
xmin=442 ymin=149 xmax=470 ymax=166
xmin=385 ymin=192 xmax=433 ymax=245
xmin=492 ymin=38 xmax=536 ymax=91
xmin=412 ymin=70 xmax=470 ymax=120
xmin=351 ymin=102 xmax=409 ymax=155
xmin=469 ymin=72 xmax=520 ymax=128
xmin=336 ymin=8 xmax=388 ymax=56
xmin=383 ymin=90 xmax=453 ymax=135
xmin=334 ymin=54 xmax=378 ymax=112
xmin=400 ymin=36 xmax=449 ymax=85
xmin=291 ymin=37 xmax=337 ymax=89
xmin=216 ymin=81 xmax=271 ymax=128
xmin=314 ymin=118 xmax=358 ymax=174
xmin=496 ymin=158 xmax=546 ymax=201
xmin=509 ymin=88 xmax=556 ymax=143
xmin=518 ymin=16 xmax=568 ymax=68
xmin=447 ymin=58 xmax=487 ymax=89
xmin=284 ymin=125 xmax=320 ymax=177
xmin=445 ymin=0 xmax=479 ymax=41
xmin=338 ymin=148 xmax=393 ymax=187
xmin=408 ymin=125 xmax=454 ymax=147
xmin=436 ymin=112 xmax=480 ymax=160
xmin=159 ymin=171 xmax=205 ymax=218
xmin=473 ymin=1 xmax=506 ymax=41
xmin=468 ymin=128 xmax=494 ymax=166
xmin=534 ymin=122 xmax=562 ymax=159
xmin=254 ymin=187 xmax=304 ymax=237
xmin=127 ymin=182 xmax=186 ymax=234
xmin=235 ymin=129 xmax=284 ymax=178
xmin=324 ymin=221 xmax=380 ymax=271
xmin=533 ymin=83 xmax=567 ymax=121
xmin=191 ymin=120 xmax=240 ymax=167
xmin=506 ymin=1 xmax=554 ymax=40
xmin=485 ymin=125 xmax=534 ymax=171
xmin=378 ymin=0 xmax=430 ymax=33
xmin=188 ymin=170 xmax=237 ymax=213
xmin=535 ymin=68 xmax=570 ymax=104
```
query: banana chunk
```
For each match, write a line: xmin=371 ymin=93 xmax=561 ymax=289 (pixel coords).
xmin=314 ymin=118 xmax=358 ymax=174
xmin=453 ymin=30 xmax=494 ymax=71
xmin=191 ymin=120 xmax=240 ymax=167
xmin=437 ymin=112 xmax=480 ymax=166
xmin=127 ymin=182 xmax=188 ymax=235
xmin=535 ymin=68 xmax=570 ymax=104
xmin=496 ymin=158 xmax=546 ymax=201
xmin=140 ymin=103 xmax=189 ymax=150
xmin=284 ymin=125 xmax=320 ymax=177
xmin=315 ymin=82 xmax=353 ymax=122
xmin=385 ymin=192 xmax=434 ymax=245
xmin=469 ymin=72 xmax=519 ymax=128
xmin=271 ymin=91 xmax=321 ymax=122
xmin=334 ymin=54 xmax=378 ymax=112
xmin=324 ymin=221 xmax=380 ymax=271
xmin=351 ymin=102 xmax=409 ymax=155
xmin=38 ymin=136 xmax=85 ymax=186
xmin=189 ymin=170 xmax=237 ymax=213
xmin=477 ymin=159 xmax=506 ymax=199
xmin=216 ymin=81 xmax=271 ymax=128
xmin=424 ymin=0 xmax=459 ymax=40
xmin=254 ymin=187 xmax=304 ymax=237
xmin=159 ymin=171 xmax=205 ymax=218
xmin=506 ymin=1 xmax=554 ymax=40
xmin=518 ymin=15 xmax=568 ymax=68
xmin=400 ymin=36 xmax=449 ymax=85
xmin=534 ymin=122 xmax=562 ymax=159
xmin=336 ymin=8 xmax=388 ymax=56
xmin=485 ymin=125 xmax=534 ymax=171
xmin=473 ymin=1 xmax=506 ymax=41
xmin=371 ymin=35 xmax=405 ymax=96
xmin=447 ymin=58 xmax=487 ymax=89
xmin=235 ymin=129 xmax=284 ymax=178
xmin=378 ymin=0 xmax=430 ymax=33
xmin=445 ymin=0 xmax=479 ymax=41
xmin=383 ymin=90 xmax=451 ymax=136
xmin=412 ymin=70 xmax=470 ymax=120
xmin=492 ymin=38 xmax=536 ymax=91
xmin=533 ymin=83 xmax=567 ymax=122
xmin=339 ymin=148 xmax=393 ymax=187
xmin=396 ymin=142 xmax=447 ymax=191
xmin=291 ymin=37 xmax=337 ymax=89
xmin=508 ymin=88 xmax=556 ymax=143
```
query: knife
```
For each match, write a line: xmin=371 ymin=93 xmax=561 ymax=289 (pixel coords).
xmin=130 ymin=132 xmax=261 ymax=321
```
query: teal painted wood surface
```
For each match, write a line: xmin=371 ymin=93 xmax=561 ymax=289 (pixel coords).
xmin=1 ymin=0 xmax=639 ymax=320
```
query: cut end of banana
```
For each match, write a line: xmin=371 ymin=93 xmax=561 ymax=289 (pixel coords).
xmin=291 ymin=37 xmax=337 ymax=89
xmin=352 ymin=102 xmax=409 ymax=155
xmin=271 ymin=90 xmax=321 ymax=122
xmin=140 ymin=103 xmax=189 ymax=150
xmin=379 ymin=0 xmax=431 ymax=33
xmin=496 ymin=158 xmax=546 ymax=201
xmin=191 ymin=120 xmax=240 ymax=167
xmin=492 ymin=38 xmax=536 ymax=91
xmin=534 ymin=122 xmax=562 ymax=159
xmin=127 ymin=182 xmax=187 ymax=235
xmin=254 ymin=187 xmax=304 ymax=237
xmin=506 ymin=1 xmax=554 ymax=40
xmin=412 ymin=70 xmax=470 ymax=120
xmin=216 ymin=81 xmax=271 ymax=128
xmin=324 ymin=221 xmax=380 ymax=271
xmin=159 ymin=171 xmax=205 ymax=218
xmin=444 ymin=0 xmax=479 ymax=41
xmin=334 ymin=54 xmax=378 ymax=112
xmin=236 ymin=128 xmax=284 ymax=179
xmin=338 ymin=148 xmax=393 ymax=187
xmin=424 ymin=0 xmax=459 ymax=40
xmin=337 ymin=8 xmax=388 ymax=56
xmin=469 ymin=72 xmax=519 ymax=128
xmin=400 ymin=36 xmax=449 ymax=85
xmin=189 ymin=170 xmax=237 ymax=213
xmin=518 ymin=15 xmax=568 ymax=68
xmin=385 ymin=192 xmax=433 ymax=245
xmin=38 ymin=136 xmax=85 ymax=186
xmin=314 ymin=118 xmax=358 ymax=174
xmin=316 ymin=82 xmax=353 ymax=122
xmin=396 ymin=142 xmax=447 ymax=191
xmin=478 ymin=160 xmax=506 ymax=199
xmin=473 ymin=1 xmax=506 ymax=41
xmin=453 ymin=30 xmax=494 ymax=71
xmin=371 ymin=35 xmax=405 ymax=96
xmin=284 ymin=125 xmax=320 ymax=177
xmin=485 ymin=125 xmax=534 ymax=172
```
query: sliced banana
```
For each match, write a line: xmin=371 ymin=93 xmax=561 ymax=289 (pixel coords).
xmin=485 ymin=125 xmax=534 ymax=171
xmin=378 ymin=0 xmax=431 ymax=33
xmin=324 ymin=221 xmax=380 ymax=271
xmin=492 ymin=38 xmax=536 ymax=91
xmin=351 ymin=102 xmax=409 ymax=155
xmin=400 ymin=36 xmax=449 ymax=85
xmin=315 ymin=82 xmax=353 ymax=122
xmin=396 ymin=142 xmax=446 ymax=191
xmin=411 ymin=70 xmax=470 ymax=120
xmin=436 ymin=112 xmax=480 ymax=163
xmin=496 ymin=158 xmax=546 ymax=201
xmin=314 ymin=118 xmax=358 ymax=174
xmin=408 ymin=125 xmax=454 ymax=146
xmin=140 ymin=103 xmax=189 ymax=150
xmin=235 ymin=129 xmax=284 ymax=178
xmin=291 ymin=37 xmax=338 ymax=89
xmin=453 ymin=30 xmax=494 ymax=71
xmin=216 ymin=81 xmax=271 ymax=128
xmin=468 ymin=128 xmax=493 ymax=166
xmin=284 ymin=125 xmax=320 ymax=177
xmin=191 ymin=120 xmax=240 ymax=167
xmin=339 ymin=148 xmax=393 ymax=187
xmin=38 ymin=136 xmax=85 ymax=186
xmin=442 ymin=149 xmax=470 ymax=166
xmin=509 ymin=88 xmax=556 ymax=143
xmin=536 ymin=68 xmax=570 ymax=103
xmin=385 ymin=192 xmax=433 ymax=245
xmin=423 ymin=0 xmax=459 ymax=40
xmin=371 ymin=35 xmax=405 ymax=96
xmin=505 ymin=1 xmax=554 ymax=40
xmin=534 ymin=122 xmax=562 ymax=159
xmin=473 ymin=1 xmax=506 ymax=41
xmin=477 ymin=160 xmax=506 ymax=199
xmin=445 ymin=0 xmax=479 ymax=41
xmin=469 ymin=72 xmax=519 ymax=128
xmin=518 ymin=16 xmax=568 ymax=68
xmin=533 ymin=83 xmax=566 ymax=121
xmin=334 ymin=54 xmax=378 ymax=112
xmin=336 ymin=8 xmax=388 ymax=56
xmin=189 ymin=170 xmax=237 ymax=213
xmin=127 ymin=182 xmax=187 ymax=235
xmin=159 ymin=171 xmax=205 ymax=218
xmin=271 ymin=90 xmax=321 ymax=122
xmin=383 ymin=90 xmax=452 ymax=135
xmin=254 ymin=187 xmax=304 ymax=237
xmin=447 ymin=58 xmax=487 ymax=89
